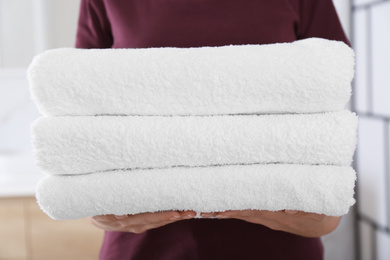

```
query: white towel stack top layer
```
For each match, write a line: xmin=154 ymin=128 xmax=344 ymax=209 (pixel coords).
xmin=28 ymin=38 xmax=354 ymax=116
xmin=31 ymin=111 xmax=357 ymax=175
xmin=28 ymin=37 xmax=358 ymax=220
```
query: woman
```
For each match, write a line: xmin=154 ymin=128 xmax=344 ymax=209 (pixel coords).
xmin=76 ymin=0 xmax=350 ymax=259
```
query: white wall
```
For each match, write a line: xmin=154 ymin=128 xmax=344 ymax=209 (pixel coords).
xmin=333 ymin=0 xmax=352 ymax=38
xmin=0 ymin=0 xmax=80 ymax=68
xmin=321 ymin=2 xmax=355 ymax=260
xmin=352 ymin=0 xmax=390 ymax=259
xmin=0 ymin=0 xmax=81 ymax=197
xmin=0 ymin=0 xmax=80 ymax=152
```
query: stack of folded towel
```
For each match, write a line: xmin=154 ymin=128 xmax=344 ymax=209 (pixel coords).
xmin=28 ymin=38 xmax=357 ymax=220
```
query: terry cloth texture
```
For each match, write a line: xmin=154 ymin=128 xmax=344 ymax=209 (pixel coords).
xmin=35 ymin=164 xmax=357 ymax=220
xmin=29 ymin=38 xmax=358 ymax=220
xmin=31 ymin=111 xmax=357 ymax=175
xmin=27 ymin=38 xmax=354 ymax=116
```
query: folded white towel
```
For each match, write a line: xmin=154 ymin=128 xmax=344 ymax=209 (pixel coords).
xmin=28 ymin=38 xmax=354 ymax=116
xmin=35 ymin=164 xmax=356 ymax=220
xmin=31 ymin=111 xmax=357 ymax=175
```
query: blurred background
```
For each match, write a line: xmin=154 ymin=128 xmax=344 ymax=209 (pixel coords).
xmin=0 ymin=0 xmax=389 ymax=259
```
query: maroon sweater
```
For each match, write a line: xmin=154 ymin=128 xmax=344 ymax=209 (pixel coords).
xmin=75 ymin=1 xmax=349 ymax=259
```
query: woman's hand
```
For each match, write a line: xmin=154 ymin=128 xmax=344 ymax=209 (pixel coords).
xmin=88 ymin=210 xmax=196 ymax=234
xmin=89 ymin=209 xmax=341 ymax=237
xmin=201 ymin=210 xmax=341 ymax=237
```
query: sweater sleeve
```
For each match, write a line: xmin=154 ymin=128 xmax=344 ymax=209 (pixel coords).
xmin=295 ymin=0 xmax=350 ymax=46
xmin=75 ymin=0 xmax=113 ymax=48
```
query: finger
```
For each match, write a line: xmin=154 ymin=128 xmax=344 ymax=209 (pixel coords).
xmin=216 ymin=210 xmax=271 ymax=218
xmin=87 ymin=216 xmax=95 ymax=225
xmin=214 ymin=210 xmax=239 ymax=218
xmin=128 ymin=213 xmax=196 ymax=234
xmin=130 ymin=220 xmax=178 ymax=234
xmin=213 ymin=210 xmax=240 ymax=218
xmin=92 ymin=211 xmax=195 ymax=229
xmin=200 ymin=212 xmax=219 ymax=218
xmin=238 ymin=216 xmax=284 ymax=231
xmin=142 ymin=212 xmax=195 ymax=231
xmin=88 ymin=216 xmax=118 ymax=231
xmin=91 ymin=214 xmax=118 ymax=223
xmin=91 ymin=210 xmax=197 ymax=230
xmin=114 ymin=214 xmax=129 ymax=220
xmin=90 ymin=211 xmax=196 ymax=233
xmin=123 ymin=211 xmax=183 ymax=225
xmin=178 ymin=210 xmax=197 ymax=219
xmin=284 ymin=210 xmax=298 ymax=215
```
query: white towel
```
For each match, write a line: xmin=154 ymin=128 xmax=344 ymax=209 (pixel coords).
xmin=31 ymin=111 xmax=357 ymax=175
xmin=35 ymin=164 xmax=357 ymax=220
xmin=28 ymin=38 xmax=354 ymax=116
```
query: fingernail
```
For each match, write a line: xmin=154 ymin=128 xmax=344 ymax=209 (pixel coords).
xmin=183 ymin=215 xmax=194 ymax=219
xmin=169 ymin=215 xmax=181 ymax=220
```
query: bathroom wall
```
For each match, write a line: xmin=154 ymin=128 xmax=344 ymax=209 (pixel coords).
xmin=0 ymin=0 xmax=80 ymax=67
xmin=352 ymin=0 xmax=390 ymax=259
xmin=0 ymin=0 xmax=80 ymax=196
xmin=320 ymin=2 xmax=355 ymax=260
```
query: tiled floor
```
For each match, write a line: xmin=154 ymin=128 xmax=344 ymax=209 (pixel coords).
xmin=0 ymin=197 xmax=104 ymax=260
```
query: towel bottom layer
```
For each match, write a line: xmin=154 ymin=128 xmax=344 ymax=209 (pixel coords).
xmin=36 ymin=164 xmax=356 ymax=220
